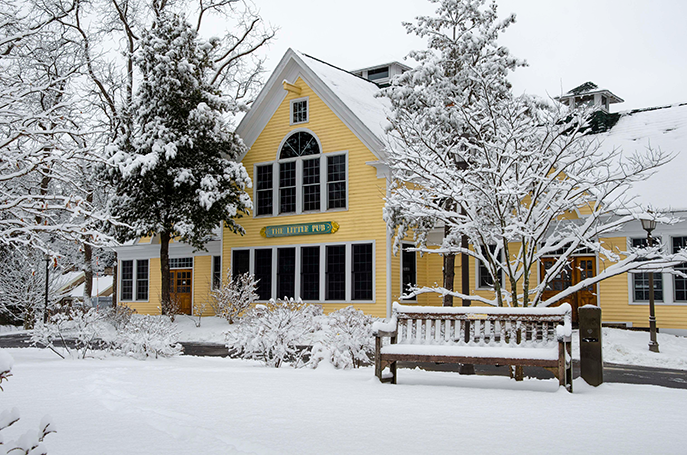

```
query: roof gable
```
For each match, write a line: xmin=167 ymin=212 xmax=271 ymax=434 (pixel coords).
xmin=236 ymin=49 xmax=390 ymax=161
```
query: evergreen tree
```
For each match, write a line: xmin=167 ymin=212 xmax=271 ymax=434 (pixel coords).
xmin=106 ymin=13 xmax=252 ymax=313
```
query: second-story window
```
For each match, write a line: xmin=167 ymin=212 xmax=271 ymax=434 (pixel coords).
xmin=254 ymin=130 xmax=347 ymax=217
xmin=291 ymin=98 xmax=308 ymax=124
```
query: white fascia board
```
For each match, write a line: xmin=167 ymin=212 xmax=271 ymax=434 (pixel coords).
xmin=236 ymin=49 xmax=386 ymax=162
xmin=115 ymin=240 xmax=222 ymax=261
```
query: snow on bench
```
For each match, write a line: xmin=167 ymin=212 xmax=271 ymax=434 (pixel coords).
xmin=373 ymin=302 xmax=573 ymax=392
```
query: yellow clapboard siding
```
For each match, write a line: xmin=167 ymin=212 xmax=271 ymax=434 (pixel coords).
xmin=223 ymin=77 xmax=388 ymax=316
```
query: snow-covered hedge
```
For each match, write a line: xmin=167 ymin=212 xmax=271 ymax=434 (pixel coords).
xmin=226 ymin=302 xmax=377 ymax=369
xmin=226 ymin=298 xmax=323 ymax=368
xmin=30 ymin=307 xmax=181 ymax=360
xmin=319 ymin=306 xmax=375 ymax=369
xmin=115 ymin=315 xmax=182 ymax=359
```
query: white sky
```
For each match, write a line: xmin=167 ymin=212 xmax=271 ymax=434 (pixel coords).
xmin=252 ymin=0 xmax=687 ymax=111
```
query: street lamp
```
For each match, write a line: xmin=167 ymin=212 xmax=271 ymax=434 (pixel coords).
xmin=640 ymin=218 xmax=660 ymax=353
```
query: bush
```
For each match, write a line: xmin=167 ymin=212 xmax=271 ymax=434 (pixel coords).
xmin=30 ymin=306 xmax=181 ymax=360
xmin=211 ymin=272 xmax=258 ymax=324
xmin=31 ymin=306 xmax=109 ymax=359
xmin=319 ymin=306 xmax=375 ymax=369
xmin=114 ymin=315 xmax=182 ymax=359
xmin=226 ymin=298 xmax=322 ymax=367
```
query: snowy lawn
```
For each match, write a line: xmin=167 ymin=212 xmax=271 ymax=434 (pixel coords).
xmin=2 ymin=347 xmax=687 ymax=454
xmin=4 ymin=316 xmax=687 ymax=370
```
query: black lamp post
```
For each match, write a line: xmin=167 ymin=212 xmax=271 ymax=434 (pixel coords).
xmin=640 ymin=218 xmax=660 ymax=353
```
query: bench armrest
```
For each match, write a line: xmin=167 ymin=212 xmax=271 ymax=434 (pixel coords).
xmin=372 ymin=315 xmax=398 ymax=337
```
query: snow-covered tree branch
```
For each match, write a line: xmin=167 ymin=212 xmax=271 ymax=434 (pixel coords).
xmin=383 ymin=0 xmax=683 ymax=307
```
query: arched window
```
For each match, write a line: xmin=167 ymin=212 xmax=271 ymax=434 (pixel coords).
xmin=280 ymin=131 xmax=319 ymax=158
xmin=254 ymin=130 xmax=347 ymax=216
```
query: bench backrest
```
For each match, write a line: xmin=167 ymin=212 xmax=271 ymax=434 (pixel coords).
xmin=393 ymin=303 xmax=571 ymax=348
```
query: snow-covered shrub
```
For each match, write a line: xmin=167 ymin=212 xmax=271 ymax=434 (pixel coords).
xmin=0 ymin=351 xmax=57 ymax=454
xmin=115 ymin=315 xmax=182 ymax=359
xmin=31 ymin=307 xmax=109 ymax=359
xmin=104 ymin=305 xmax=136 ymax=331
xmin=211 ymin=272 xmax=258 ymax=324
xmin=318 ymin=306 xmax=375 ymax=369
xmin=226 ymin=298 xmax=322 ymax=367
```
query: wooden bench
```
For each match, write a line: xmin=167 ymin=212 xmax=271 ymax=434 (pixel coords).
xmin=373 ymin=302 xmax=573 ymax=392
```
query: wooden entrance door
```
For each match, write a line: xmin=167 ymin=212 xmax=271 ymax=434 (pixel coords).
xmin=171 ymin=269 xmax=192 ymax=315
xmin=540 ymin=256 xmax=597 ymax=322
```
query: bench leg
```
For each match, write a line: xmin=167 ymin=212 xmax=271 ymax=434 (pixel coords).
xmin=390 ymin=360 xmax=397 ymax=385
xmin=375 ymin=336 xmax=382 ymax=381
xmin=559 ymin=340 xmax=573 ymax=392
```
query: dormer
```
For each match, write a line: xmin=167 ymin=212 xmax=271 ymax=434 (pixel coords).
xmin=351 ymin=61 xmax=411 ymax=87
xmin=555 ymin=82 xmax=624 ymax=113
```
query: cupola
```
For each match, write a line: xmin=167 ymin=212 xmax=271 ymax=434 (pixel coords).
xmin=555 ymin=82 xmax=624 ymax=113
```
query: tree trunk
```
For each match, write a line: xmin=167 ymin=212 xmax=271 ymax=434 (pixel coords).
xmin=83 ymin=243 xmax=93 ymax=308
xmin=112 ymin=254 xmax=118 ymax=308
xmin=443 ymin=252 xmax=455 ymax=307
xmin=160 ymin=231 xmax=172 ymax=315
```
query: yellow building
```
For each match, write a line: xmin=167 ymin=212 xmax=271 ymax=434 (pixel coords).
xmin=115 ymin=52 xmax=687 ymax=335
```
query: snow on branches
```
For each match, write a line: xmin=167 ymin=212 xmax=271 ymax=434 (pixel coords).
xmin=383 ymin=0 xmax=681 ymax=307
xmin=0 ymin=0 xmax=113 ymax=254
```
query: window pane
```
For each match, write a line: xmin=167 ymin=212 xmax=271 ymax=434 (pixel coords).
xmin=292 ymin=100 xmax=308 ymax=124
xmin=212 ymin=256 xmax=222 ymax=290
xmin=301 ymin=246 xmax=320 ymax=300
xmin=254 ymin=249 xmax=272 ymax=300
xmin=232 ymin=250 xmax=249 ymax=279
xmin=121 ymin=260 xmax=133 ymax=301
xmin=169 ymin=257 xmax=193 ymax=269
xmin=279 ymin=162 xmax=296 ymax=213
xmin=326 ymin=245 xmax=346 ymax=300
xmin=352 ymin=244 xmax=373 ymax=300
xmin=277 ymin=248 xmax=296 ymax=299
xmin=256 ymin=164 xmax=273 ymax=216
xmin=136 ymin=260 xmax=148 ymax=301
xmin=302 ymin=158 xmax=321 ymax=211
xmin=402 ymin=245 xmax=416 ymax=299
xmin=327 ymin=155 xmax=346 ymax=209
xmin=632 ymin=237 xmax=663 ymax=301
xmin=280 ymin=132 xmax=319 ymax=159
xmin=673 ymin=237 xmax=687 ymax=301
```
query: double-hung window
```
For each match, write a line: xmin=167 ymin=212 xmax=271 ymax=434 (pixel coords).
xmin=631 ymin=238 xmax=663 ymax=301
xmin=291 ymin=98 xmax=308 ymax=124
xmin=401 ymin=244 xmax=416 ymax=300
xmin=254 ymin=131 xmax=346 ymax=217
xmin=121 ymin=259 xmax=149 ymax=301
xmin=235 ymin=242 xmax=373 ymax=302
xmin=673 ymin=237 xmax=687 ymax=302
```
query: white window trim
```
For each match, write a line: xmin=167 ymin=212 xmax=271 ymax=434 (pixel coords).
xmin=120 ymin=259 xmax=150 ymax=302
xmin=290 ymin=97 xmax=309 ymax=125
xmin=231 ymin=240 xmax=375 ymax=304
xmin=253 ymin=149 xmax=349 ymax=218
xmin=169 ymin=256 xmax=194 ymax=269
xmin=628 ymin=235 xmax=687 ymax=306
xmin=400 ymin=243 xmax=416 ymax=301
xmin=212 ymin=255 xmax=222 ymax=290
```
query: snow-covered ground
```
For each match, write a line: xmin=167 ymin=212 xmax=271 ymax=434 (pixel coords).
xmin=4 ymin=315 xmax=687 ymax=370
xmin=1 ymin=347 xmax=686 ymax=454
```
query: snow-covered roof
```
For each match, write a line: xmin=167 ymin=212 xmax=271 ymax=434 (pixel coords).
xmin=595 ymin=103 xmax=687 ymax=211
xmin=557 ymin=81 xmax=624 ymax=104
xmin=297 ymin=52 xmax=391 ymax=147
xmin=69 ymin=275 xmax=113 ymax=298
xmin=237 ymin=49 xmax=391 ymax=161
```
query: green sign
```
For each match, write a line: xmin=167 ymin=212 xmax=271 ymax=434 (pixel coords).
xmin=260 ymin=221 xmax=339 ymax=238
